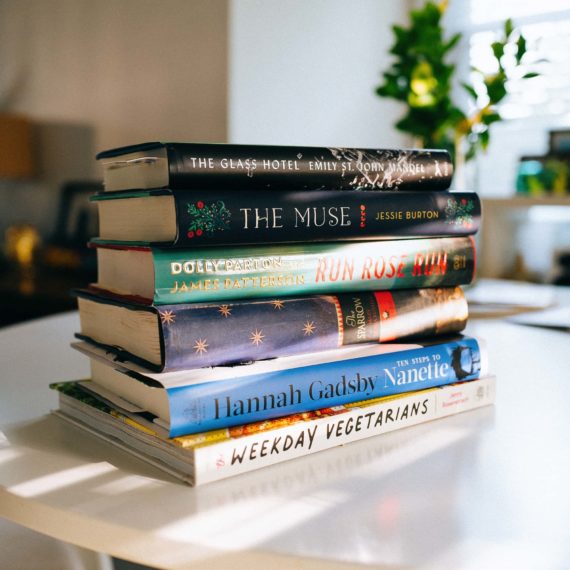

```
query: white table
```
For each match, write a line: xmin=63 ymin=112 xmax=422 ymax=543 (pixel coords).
xmin=1 ymin=302 xmax=570 ymax=569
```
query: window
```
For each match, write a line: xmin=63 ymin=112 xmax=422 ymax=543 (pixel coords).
xmin=444 ymin=1 xmax=570 ymax=196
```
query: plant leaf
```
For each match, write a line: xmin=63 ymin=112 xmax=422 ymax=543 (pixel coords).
xmin=445 ymin=32 xmax=462 ymax=52
xmin=516 ymin=34 xmax=527 ymax=63
xmin=522 ymin=71 xmax=539 ymax=79
xmin=462 ymin=82 xmax=478 ymax=100
xmin=491 ymin=41 xmax=505 ymax=61
xmin=465 ymin=144 xmax=477 ymax=162
xmin=479 ymin=129 xmax=490 ymax=150
xmin=485 ymin=75 xmax=507 ymax=103
xmin=505 ymin=18 xmax=514 ymax=38
xmin=482 ymin=111 xmax=501 ymax=125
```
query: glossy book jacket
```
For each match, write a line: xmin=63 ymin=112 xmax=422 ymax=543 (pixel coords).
xmin=96 ymin=142 xmax=453 ymax=192
xmin=75 ymin=336 xmax=486 ymax=436
xmin=92 ymin=189 xmax=480 ymax=246
xmin=76 ymin=287 xmax=468 ymax=372
xmin=92 ymin=236 xmax=476 ymax=304
xmin=52 ymin=375 xmax=496 ymax=486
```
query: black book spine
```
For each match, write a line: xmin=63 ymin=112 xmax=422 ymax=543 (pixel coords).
xmin=166 ymin=144 xmax=452 ymax=191
xmin=172 ymin=189 xmax=479 ymax=246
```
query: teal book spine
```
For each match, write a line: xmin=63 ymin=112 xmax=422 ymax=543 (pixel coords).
xmin=165 ymin=336 xmax=484 ymax=436
xmin=147 ymin=235 xmax=475 ymax=304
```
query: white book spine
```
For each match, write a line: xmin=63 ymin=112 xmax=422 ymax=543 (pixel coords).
xmin=192 ymin=376 xmax=496 ymax=485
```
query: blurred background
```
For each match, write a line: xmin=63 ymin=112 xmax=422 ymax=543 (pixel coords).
xmin=0 ymin=0 xmax=569 ymax=327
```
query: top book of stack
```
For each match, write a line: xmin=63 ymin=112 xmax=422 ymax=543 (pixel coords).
xmin=96 ymin=142 xmax=453 ymax=192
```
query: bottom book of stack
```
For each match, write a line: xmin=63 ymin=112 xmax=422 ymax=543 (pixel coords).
xmin=51 ymin=375 xmax=495 ymax=486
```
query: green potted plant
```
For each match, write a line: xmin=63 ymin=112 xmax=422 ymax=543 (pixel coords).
xmin=376 ymin=0 xmax=538 ymax=188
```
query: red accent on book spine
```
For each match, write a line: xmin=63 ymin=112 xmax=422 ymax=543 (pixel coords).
xmin=332 ymin=295 xmax=344 ymax=347
xmin=375 ymin=292 xmax=398 ymax=341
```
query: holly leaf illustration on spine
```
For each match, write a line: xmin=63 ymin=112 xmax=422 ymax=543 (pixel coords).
xmin=187 ymin=200 xmax=231 ymax=239
xmin=445 ymin=196 xmax=475 ymax=228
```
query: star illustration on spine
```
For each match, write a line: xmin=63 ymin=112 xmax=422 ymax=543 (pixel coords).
xmin=250 ymin=329 xmax=265 ymax=346
xmin=271 ymin=300 xmax=284 ymax=310
xmin=303 ymin=321 xmax=316 ymax=335
xmin=159 ymin=310 xmax=176 ymax=325
xmin=218 ymin=305 xmax=232 ymax=318
xmin=193 ymin=338 xmax=208 ymax=355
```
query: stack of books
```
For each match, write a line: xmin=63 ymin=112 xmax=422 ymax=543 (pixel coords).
xmin=52 ymin=142 xmax=495 ymax=485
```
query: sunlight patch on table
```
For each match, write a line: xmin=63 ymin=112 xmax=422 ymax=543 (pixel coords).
xmin=356 ymin=426 xmax=470 ymax=480
xmin=157 ymin=490 xmax=347 ymax=550
xmin=93 ymin=474 xmax=161 ymax=496
xmin=0 ymin=448 xmax=22 ymax=465
xmin=8 ymin=462 xmax=117 ymax=497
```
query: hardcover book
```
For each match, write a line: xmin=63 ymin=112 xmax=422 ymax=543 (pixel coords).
xmin=96 ymin=142 xmax=452 ymax=192
xmin=92 ymin=189 xmax=480 ymax=246
xmin=52 ymin=375 xmax=496 ymax=486
xmin=76 ymin=287 xmax=469 ymax=371
xmin=90 ymin=236 xmax=476 ymax=304
xmin=72 ymin=335 xmax=487 ymax=436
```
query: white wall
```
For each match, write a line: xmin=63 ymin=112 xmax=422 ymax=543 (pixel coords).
xmin=0 ymin=0 xmax=410 ymax=237
xmin=229 ymin=0 xmax=410 ymax=148
xmin=0 ymin=0 xmax=228 ymax=237
xmin=0 ymin=0 xmax=228 ymax=154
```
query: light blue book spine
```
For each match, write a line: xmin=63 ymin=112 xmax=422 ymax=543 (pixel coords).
xmin=166 ymin=336 xmax=483 ymax=437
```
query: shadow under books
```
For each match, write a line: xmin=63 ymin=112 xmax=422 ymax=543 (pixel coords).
xmin=3 ymin=406 xmax=495 ymax=555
